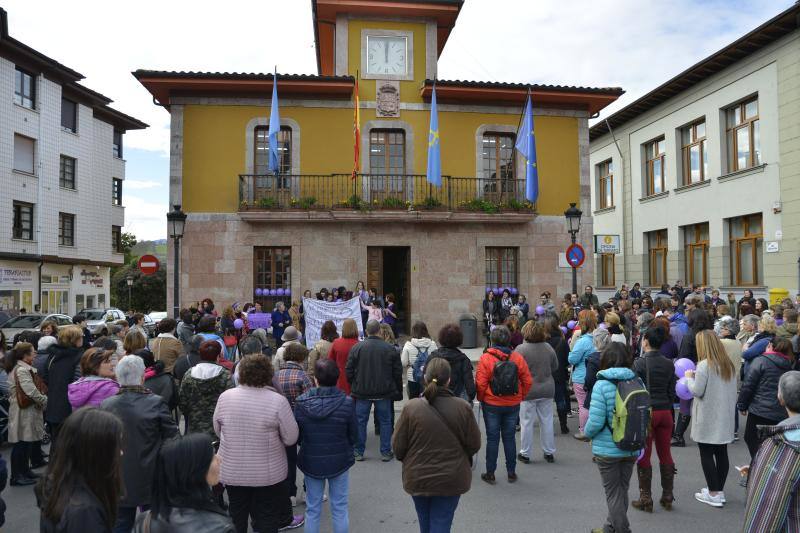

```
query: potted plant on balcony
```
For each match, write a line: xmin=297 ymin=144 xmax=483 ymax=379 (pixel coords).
xmin=257 ymin=197 xmax=279 ymax=209
xmin=289 ymin=196 xmax=318 ymax=210
xmin=415 ymin=196 xmax=444 ymax=211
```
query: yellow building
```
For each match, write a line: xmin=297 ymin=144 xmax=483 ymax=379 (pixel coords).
xmin=135 ymin=0 xmax=622 ymax=336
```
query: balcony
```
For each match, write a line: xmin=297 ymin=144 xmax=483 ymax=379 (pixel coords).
xmin=238 ymin=174 xmax=536 ymax=223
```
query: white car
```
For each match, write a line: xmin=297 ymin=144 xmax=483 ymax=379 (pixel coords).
xmin=80 ymin=308 xmax=126 ymax=337
xmin=1 ymin=314 xmax=72 ymax=349
xmin=148 ymin=312 xmax=168 ymax=328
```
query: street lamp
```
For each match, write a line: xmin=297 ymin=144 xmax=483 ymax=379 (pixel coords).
xmin=564 ymin=202 xmax=583 ymax=295
xmin=166 ymin=204 xmax=187 ymax=319
xmin=126 ymin=275 xmax=133 ymax=311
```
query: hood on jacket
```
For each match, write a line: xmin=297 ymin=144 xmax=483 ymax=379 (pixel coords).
xmin=408 ymin=338 xmax=436 ymax=350
xmin=68 ymin=377 xmax=119 ymax=406
xmin=434 ymin=346 xmax=467 ymax=362
xmin=777 ymin=415 xmax=800 ymax=442
xmin=295 ymin=387 xmax=347 ymax=420
xmin=777 ymin=323 xmax=798 ymax=336
xmin=189 ymin=362 xmax=225 ymax=380
xmin=670 ymin=314 xmax=687 ymax=325
xmin=596 ymin=367 xmax=636 ymax=381
xmin=486 ymin=346 xmax=513 ymax=358
xmin=763 ymin=351 xmax=793 ymax=371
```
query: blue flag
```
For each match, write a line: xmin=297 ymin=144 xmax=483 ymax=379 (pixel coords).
xmin=515 ymin=94 xmax=539 ymax=203
xmin=268 ymin=72 xmax=281 ymax=175
xmin=426 ymin=86 xmax=441 ymax=187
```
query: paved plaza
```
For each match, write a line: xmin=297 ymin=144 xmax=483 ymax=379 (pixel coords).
xmin=3 ymin=408 xmax=751 ymax=533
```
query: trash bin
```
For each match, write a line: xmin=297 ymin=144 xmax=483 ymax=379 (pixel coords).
xmin=769 ymin=287 xmax=789 ymax=306
xmin=460 ymin=313 xmax=478 ymax=349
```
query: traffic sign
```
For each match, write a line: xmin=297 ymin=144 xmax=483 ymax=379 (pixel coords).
xmin=138 ymin=254 xmax=160 ymax=276
xmin=565 ymin=243 xmax=585 ymax=268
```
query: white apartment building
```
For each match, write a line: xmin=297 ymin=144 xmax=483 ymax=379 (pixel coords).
xmin=589 ymin=2 xmax=799 ymax=300
xmin=0 ymin=9 xmax=146 ymax=320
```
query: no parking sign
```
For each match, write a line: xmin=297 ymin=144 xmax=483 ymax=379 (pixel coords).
xmin=565 ymin=244 xmax=585 ymax=268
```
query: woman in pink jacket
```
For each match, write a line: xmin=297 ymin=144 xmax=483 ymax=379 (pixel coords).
xmin=67 ymin=347 xmax=119 ymax=409
xmin=213 ymin=355 xmax=303 ymax=533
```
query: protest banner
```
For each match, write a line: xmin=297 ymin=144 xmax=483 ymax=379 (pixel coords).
xmin=303 ymin=297 xmax=363 ymax=349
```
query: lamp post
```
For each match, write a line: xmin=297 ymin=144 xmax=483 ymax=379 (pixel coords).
xmin=126 ymin=275 xmax=133 ymax=311
xmin=166 ymin=205 xmax=187 ymax=319
xmin=564 ymin=202 xmax=583 ymax=295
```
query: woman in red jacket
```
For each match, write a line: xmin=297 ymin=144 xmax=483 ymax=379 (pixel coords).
xmin=475 ymin=325 xmax=532 ymax=485
xmin=329 ymin=318 xmax=360 ymax=395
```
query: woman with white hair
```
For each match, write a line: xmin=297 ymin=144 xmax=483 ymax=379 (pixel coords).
xmin=101 ymin=355 xmax=179 ymax=531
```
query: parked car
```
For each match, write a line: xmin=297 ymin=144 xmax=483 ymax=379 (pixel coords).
xmin=142 ymin=314 xmax=158 ymax=338
xmin=1 ymin=313 xmax=73 ymax=349
xmin=80 ymin=308 xmax=126 ymax=338
xmin=148 ymin=311 xmax=167 ymax=328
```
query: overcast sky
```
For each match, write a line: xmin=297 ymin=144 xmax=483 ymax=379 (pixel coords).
xmin=3 ymin=0 xmax=792 ymax=239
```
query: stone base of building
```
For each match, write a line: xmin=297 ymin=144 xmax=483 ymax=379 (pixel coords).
xmin=170 ymin=214 xmax=594 ymax=336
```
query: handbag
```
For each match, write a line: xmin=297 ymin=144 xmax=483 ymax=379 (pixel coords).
xmin=14 ymin=368 xmax=47 ymax=409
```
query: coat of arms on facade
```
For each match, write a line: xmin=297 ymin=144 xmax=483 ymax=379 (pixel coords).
xmin=376 ymin=81 xmax=400 ymax=117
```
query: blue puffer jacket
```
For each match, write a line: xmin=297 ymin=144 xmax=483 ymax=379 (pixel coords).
xmin=294 ymin=386 xmax=358 ymax=479
xmin=568 ymin=333 xmax=594 ymax=384
xmin=742 ymin=334 xmax=774 ymax=374
xmin=584 ymin=367 xmax=640 ymax=458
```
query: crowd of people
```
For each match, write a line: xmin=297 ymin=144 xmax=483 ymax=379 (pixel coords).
xmin=1 ymin=278 xmax=800 ymax=532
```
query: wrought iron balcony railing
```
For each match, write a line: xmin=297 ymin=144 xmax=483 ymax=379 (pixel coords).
xmin=238 ymin=174 xmax=535 ymax=213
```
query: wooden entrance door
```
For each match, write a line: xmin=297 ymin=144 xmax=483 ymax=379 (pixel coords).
xmin=367 ymin=247 xmax=383 ymax=294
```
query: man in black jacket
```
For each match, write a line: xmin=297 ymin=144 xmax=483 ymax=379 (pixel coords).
xmin=345 ymin=320 xmax=402 ymax=462
xmin=101 ymin=355 xmax=178 ymax=532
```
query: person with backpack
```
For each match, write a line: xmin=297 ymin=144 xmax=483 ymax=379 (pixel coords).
xmin=584 ymin=343 xmax=644 ymax=533
xmin=402 ymin=322 xmax=438 ymax=400
xmin=684 ymin=330 xmax=738 ymax=507
xmin=475 ymin=326 xmax=532 ymax=485
xmin=631 ymin=325 xmax=677 ymax=513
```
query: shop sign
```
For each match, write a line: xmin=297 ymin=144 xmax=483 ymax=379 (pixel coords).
xmin=0 ymin=268 xmax=33 ymax=286
xmin=80 ymin=270 xmax=104 ymax=288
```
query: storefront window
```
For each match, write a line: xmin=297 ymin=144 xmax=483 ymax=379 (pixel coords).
xmin=42 ymin=290 xmax=69 ymax=314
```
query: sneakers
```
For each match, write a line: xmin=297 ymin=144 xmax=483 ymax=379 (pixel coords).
xmin=517 ymin=453 xmax=531 ymax=464
xmin=573 ymin=432 xmax=590 ymax=442
xmin=278 ymin=515 xmax=305 ymax=530
xmin=381 ymin=452 xmax=394 ymax=462
xmin=481 ymin=472 xmax=496 ymax=485
xmin=354 ymin=452 xmax=364 ymax=462
xmin=694 ymin=488 xmax=724 ymax=508
xmin=9 ymin=477 xmax=36 ymax=486
xmin=544 ymin=454 xmax=555 ymax=463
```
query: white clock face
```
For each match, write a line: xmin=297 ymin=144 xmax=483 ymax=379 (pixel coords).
xmin=367 ymin=36 xmax=407 ymax=76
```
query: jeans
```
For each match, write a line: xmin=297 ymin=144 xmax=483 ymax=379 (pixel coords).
xmin=412 ymin=495 xmax=460 ymax=533
xmin=227 ymin=481 xmax=292 ymax=533
xmin=639 ymin=409 xmax=674 ymax=469
xmin=355 ymin=399 xmax=393 ymax=456
xmin=698 ymin=443 xmax=729 ymax=492
xmin=304 ymin=471 xmax=349 ymax=533
xmin=482 ymin=403 xmax=520 ymax=474
xmin=573 ymin=383 xmax=589 ymax=432
xmin=519 ymin=399 xmax=555 ymax=457
xmin=10 ymin=441 xmax=31 ymax=480
xmin=596 ymin=456 xmax=636 ymax=533
xmin=113 ymin=506 xmax=141 ymax=533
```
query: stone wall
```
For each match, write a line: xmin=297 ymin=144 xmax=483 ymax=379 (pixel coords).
xmin=170 ymin=213 xmax=594 ymax=336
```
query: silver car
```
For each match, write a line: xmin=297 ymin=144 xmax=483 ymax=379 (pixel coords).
xmin=80 ymin=308 xmax=126 ymax=338
xmin=1 ymin=314 xmax=73 ymax=349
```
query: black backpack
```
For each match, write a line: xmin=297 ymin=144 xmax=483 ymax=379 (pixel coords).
xmin=489 ymin=351 xmax=519 ymax=396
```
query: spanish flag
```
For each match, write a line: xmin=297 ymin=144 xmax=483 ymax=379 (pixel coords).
xmin=352 ymin=75 xmax=360 ymax=179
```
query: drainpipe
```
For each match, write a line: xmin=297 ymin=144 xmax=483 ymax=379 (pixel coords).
xmin=36 ymin=73 xmax=44 ymax=310
xmin=605 ymin=119 xmax=627 ymax=283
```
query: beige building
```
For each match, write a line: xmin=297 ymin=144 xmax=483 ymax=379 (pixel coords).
xmin=589 ymin=3 xmax=800 ymax=300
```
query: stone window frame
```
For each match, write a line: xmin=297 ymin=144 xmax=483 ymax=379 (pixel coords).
xmin=474 ymin=124 xmax=525 ymax=198
xmin=245 ymin=117 xmax=301 ymax=200
xmin=361 ymin=119 xmax=414 ymax=199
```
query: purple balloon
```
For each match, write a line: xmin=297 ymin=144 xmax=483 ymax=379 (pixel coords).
xmin=674 ymin=358 xmax=696 ymax=379
xmin=560 ymin=326 xmax=568 ymax=334
xmin=285 ymin=288 xmax=291 ymax=296
xmin=494 ymin=288 xmax=502 ymax=296
xmin=567 ymin=320 xmax=577 ymax=330
xmin=510 ymin=287 xmax=519 ymax=296
xmin=676 ymin=377 xmax=693 ymax=401
xmin=255 ymin=288 xmax=263 ymax=296
xmin=486 ymin=287 xmax=493 ymax=293
xmin=535 ymin=305 xmax=545 ymax=315
xmin=269 ymin=289 xmax=277 ymax=296
xmin=276 ymin=288 xmax=285 ymax=296
xmin=233 ymin=318 xmax=244 ymax=330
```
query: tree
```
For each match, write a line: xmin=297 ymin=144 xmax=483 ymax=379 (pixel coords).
xmin=110 ymin=232 xmax=143 ymax=308
xmin=112 ymin=263 xmax=166 ymax=313
xmin=121 ymin=232 xmax=138 ymax=265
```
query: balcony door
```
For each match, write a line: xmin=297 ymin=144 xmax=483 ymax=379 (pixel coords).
xmin=369 ymin=129 xmax=407 ymax=202
xmin=254 ymin=126 xmax=293 ymax=205
xmin=481 ymin=133 xmax=518 ymax=202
